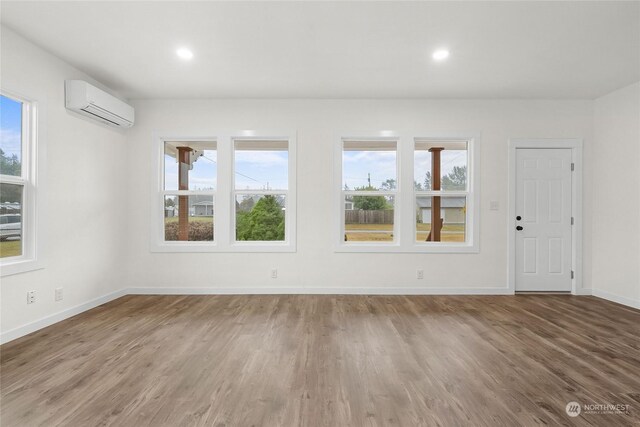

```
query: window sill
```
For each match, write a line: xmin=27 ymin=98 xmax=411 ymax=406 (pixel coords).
xmin=150 ymin=242 xmax=296 ymax=253
xmin=335 ymin=243 xmax=479 ymax=253
xmin=1 ymin=257 xmax=45 ymax=277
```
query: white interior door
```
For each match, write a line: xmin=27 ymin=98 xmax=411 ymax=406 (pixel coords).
xmin=515 ymin=148 xmax=572 ymax=291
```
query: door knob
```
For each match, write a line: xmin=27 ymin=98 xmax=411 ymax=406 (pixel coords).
xmin=516 ymin=216 xmax=522 ymax=221
xmin=516 ymin=226 xmax=523 ymax=231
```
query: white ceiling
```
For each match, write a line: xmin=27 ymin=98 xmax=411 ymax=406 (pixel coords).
xmin=1 ymin=1 xmax=639 ymax=100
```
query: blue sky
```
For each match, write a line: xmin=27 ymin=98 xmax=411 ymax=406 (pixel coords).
xmin=164 ymin=150 xmax=217 ymax=191
xmin=343 ymin=150 xmax=396 ymax=189
xmin=164 ymin=149 xmax=288 ymax=191
xmin=235 ymin=150 xmax=288 ymax=190
xmin=0 ymin=95 xmax=22 ymax=163
xmin=166 ymin=145 xmax=466 ymax=192
xmin=343 ymin=149 xmax=467 ymax=190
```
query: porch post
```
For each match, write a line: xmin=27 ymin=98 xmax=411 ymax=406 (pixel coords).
xmin=177 ymin=147 xmax=192 ymax=241
xmin=428 ymin=147 xmax=444 ymax=241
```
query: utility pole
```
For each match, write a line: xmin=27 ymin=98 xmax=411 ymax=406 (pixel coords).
xmin=367 ymin=173 xmax=371 ymax=187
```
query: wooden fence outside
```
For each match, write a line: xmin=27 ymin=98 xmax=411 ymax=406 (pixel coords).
xmin=345 ymin=209 xmax=394 ymax=224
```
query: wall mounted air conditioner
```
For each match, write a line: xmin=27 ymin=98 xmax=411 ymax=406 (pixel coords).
xmin=65 ymin=80 xmax=134 ymax=128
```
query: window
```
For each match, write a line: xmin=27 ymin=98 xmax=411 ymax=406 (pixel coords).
xmin=414 ymin=140 xmax=469 ymax=244
xmin=341 ymin=140 xmax=397 ymax=243
xmin=234 ymin=140 xmax=289 ymax=243
xmin=1 ymin=92 xmax=43 ymax=275
xmin=153 ymin=134 xmax=296 ymax=252
xmin=336 ymin=134 xmax=478 ymax=252
xmin=162 ymin=141 xmax=216 ymax=242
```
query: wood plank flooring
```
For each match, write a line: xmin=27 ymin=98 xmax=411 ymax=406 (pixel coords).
xmin=1 ymin=295 xmax=639 ymax=426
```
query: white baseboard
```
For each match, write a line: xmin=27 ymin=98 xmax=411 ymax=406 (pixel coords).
xmin=573 ymin=288 xmax=592 ymax=296
xmin=127 ymin=286 xmax=515 ymax=295
xmin=592 ymin=288 xmax=640 ymax=310
xmin=0 ymin=288 xmax=127 ymax=345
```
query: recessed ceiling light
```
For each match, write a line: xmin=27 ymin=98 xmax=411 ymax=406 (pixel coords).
xmin=176 ymin=48 xmax=194 ymax=61
xmin=432 ymin=49 xmax=450 ymax=61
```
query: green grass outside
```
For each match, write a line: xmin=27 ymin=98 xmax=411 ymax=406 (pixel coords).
xmin=0 ymin=240 xmax=22 ymax=258
xmin=345 ymin=223 xmax=464 ymax=232
xmin=344 ymin=223 xmax=465 ymax=242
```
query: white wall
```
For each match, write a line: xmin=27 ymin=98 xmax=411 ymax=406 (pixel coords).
xmin=125 ymin=99 xmax=593 ymax=293
xmin=0 ymin=26 xmax=128 ymax=340
xmin=592 ymin=82 xmax=640 ymax=308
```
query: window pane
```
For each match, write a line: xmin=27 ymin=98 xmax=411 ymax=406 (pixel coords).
xmin=416 ymin=196 xmax=466 ymax=243
xmin=164 ymin=195 xmax=214 ymax=241
xmin=0 ymin=183 xmax=23 ymax=257
xmin=164 ymin=141 xmax=216 ymax=191
xmin=344 ymin=195 xmax=394 ymax=242
xmin=343 ymin=141 xmax=396 ymax=191
xmin=0 ymin=95 xmax=22 ymax=177
xmin=235 ymin=194 xmax=285 ymax=241
xmin=235 ymin=141 xmax=288 ymax=190
xmin=414 ymin=141 xmax=467 ymax=191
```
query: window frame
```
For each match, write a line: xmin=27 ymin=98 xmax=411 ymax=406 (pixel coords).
xmin=151 ymin=132 xmax=296 ymax=253
xmin=0 ymin=90 xmax=45 ymax=276
xmin=160 ymin=138 xmax=218 ymax=248
xmin=339 ymin=138 xmax=400 ymax=247
xmin=334 ymin=132 xmax=479 ymax=253
xmin=231 ymin=137 xmax=294 ymax=249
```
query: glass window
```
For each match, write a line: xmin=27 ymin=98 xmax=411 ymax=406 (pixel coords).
xmin=155 ymin=136 xmax=296 ymax=251
xmin=164 ymin=195 xmax=214 ymax=241
xmin=162 ymin=141 xmax=216 ymax=242
xmin=0 ymin=95 xmax=22 ymax=177
xmin=414 ymin=141 xmax=468 ymax=191
xmin=415 ymin=196 xmax=466 ymax=243
xmin=234 ymin=140 xmax=288 ymax=190
xmin=164 ymin=141 xmax=217 ymax=191
xmin=337 ymin=136 xmax=476 ymax=251
xmin=343 ymin=141 xmax=396 ymax=191
xmin=414 ymin=140 xmax=470 ymax=244
xmin=0 ymin=94 xmax=26 ymax=260
xmin=0 ymin=183 xmax=23 ymax=258
xmin=235 ymin=194 xmax=286 ymax=241
xmin=342 ymin=140 xmax=397 ymax=244
xmin=233 ymin=140 xmax=290 ymax=243
xmin=344 ymin=195 xmax=394 ymax=242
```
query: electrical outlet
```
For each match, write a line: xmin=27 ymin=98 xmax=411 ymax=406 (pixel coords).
xmin=55 ymin=287 xmax=63 ymax=302
xmin=271 ymin=269 xmax=278 ymax=279
xmin=27 ymin=290 xmax=36 ymax=304
xmin=417 ymin=269 xmax=424 ymax=280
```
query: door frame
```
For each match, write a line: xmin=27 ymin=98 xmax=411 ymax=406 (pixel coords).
xmin=507 ymin=139 xmax=584 ymax=295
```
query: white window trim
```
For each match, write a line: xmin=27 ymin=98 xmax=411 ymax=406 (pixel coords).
xmin=334 ymin=132 xmax=480 ymax=253
xmin=338 ymin=137 xmax=400 ymax=248
xmin=1 ymin=89 xmax=46 ymax=276
xmin=231 ymin=136 xmax=295 ymax=250
xmin=150 ymin=131 xmax=296 ymax=253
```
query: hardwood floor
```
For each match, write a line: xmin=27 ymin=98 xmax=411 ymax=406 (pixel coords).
xmin=1 ymin=295 xmax=639 ymax=426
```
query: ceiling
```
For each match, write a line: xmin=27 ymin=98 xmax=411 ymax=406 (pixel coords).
xmin=1 ymin=1 xmax=639 ymax=100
